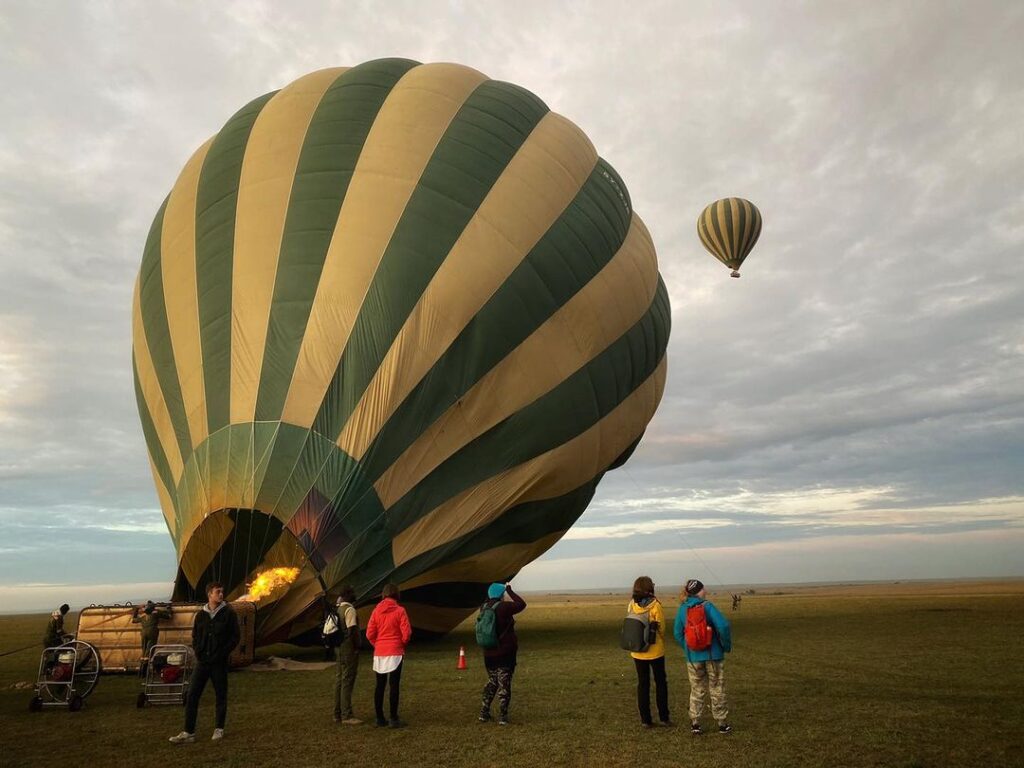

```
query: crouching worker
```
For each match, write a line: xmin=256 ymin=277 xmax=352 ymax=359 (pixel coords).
xmin=674 ymin=579 xmax=732 ymax=735
xmin=132 ymin=600 xmax=172 ymax=677
xmin=476 ymin=582 xmax=527 ymax=726
xmin=169 ymin=582 xmax=240 ymax=744
xmin=332 ymin=585 xmax=362 ymax=725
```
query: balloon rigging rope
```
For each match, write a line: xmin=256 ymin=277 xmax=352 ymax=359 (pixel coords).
xmin=620 ymin=465 xmax=730 ymax=589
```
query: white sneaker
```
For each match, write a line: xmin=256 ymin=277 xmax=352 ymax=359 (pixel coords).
xmin=211 ymin=728 xmax=225 ymax=741
xmin=168 ymin=731 xmax=195 ymax=744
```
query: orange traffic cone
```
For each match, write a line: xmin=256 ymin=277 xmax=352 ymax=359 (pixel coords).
xmin=456 ymin=645 xmax=468 ymax=670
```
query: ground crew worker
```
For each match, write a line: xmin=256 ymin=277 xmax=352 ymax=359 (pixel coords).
xmin=332 ymin=585 xmax=362 ymax=725
xmin=132 ymin=600 xmax=172 ymax=675
xmin=43 ymin=604 xmax=70 ymax=647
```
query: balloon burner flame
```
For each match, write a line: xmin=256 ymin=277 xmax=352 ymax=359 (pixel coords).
xmin=241 ymin=567 xmax=300 ymax=602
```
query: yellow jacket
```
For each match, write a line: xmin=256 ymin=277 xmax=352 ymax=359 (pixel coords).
xmin=628 ymin=598 xmax=665 ymax=660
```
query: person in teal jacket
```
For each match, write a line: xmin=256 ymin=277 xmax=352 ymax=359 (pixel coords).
xmin=673 ymin=579 xmax=732 ymax=735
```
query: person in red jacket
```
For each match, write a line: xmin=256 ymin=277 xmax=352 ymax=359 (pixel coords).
xmin=365 ymin=583 xmax=412 ymax=728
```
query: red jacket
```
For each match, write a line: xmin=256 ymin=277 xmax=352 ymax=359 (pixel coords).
xmin=365 ymin=598 xmax=412 ymax=656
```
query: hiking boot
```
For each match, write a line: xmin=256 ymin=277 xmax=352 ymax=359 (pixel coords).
xmin=690 ymin=721 xmax=702 ymax=736
xmin=375 ymin=718 xmax=388 ymax=727
xmin=211 ymin=728 xmax=224 ymax=741
xmin=640 ymin=721 xmax=654 ymax=728
xmin=389 ymin=718 xmax=407 ymax=728
xmin=478 ymin=713 xmax=492 ymax=723
xmin=718 ymin=723 xmax=732 ymax=734
xmin=657 ymin=720 xmax=675 ymax=727
xmin=333 ymin=714 xmax=341 ymax=723
xmin=498 ymin=717 xmax=509 ymax=726
xmin=168 ymin=731 xmax=195 ymax=745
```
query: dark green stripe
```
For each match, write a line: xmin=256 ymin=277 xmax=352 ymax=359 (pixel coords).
xmin=195 ymin=90 xmax=277 ymax=435
xmin=310 ymin=80 xmax=550 ymax=441
xmin=138 ymin=197 xmax=194 ymax=467
xmin=388 ymin=479 xmax=599 ymax=597
xmin=256 ymin=59 xmax=421 ymax=422
xmin=385 ymin=280 xmax=671 ymax=535
xmin=361 ymin=159 xmax=633 ymax=481
xmin=132 ymin=357 xmax=179 ymax=532
xmin=737 ymin=199 xmax=753 ymax=264
xmin=747 ymin=204 xmax=762 ymax=257
xmin=723 ymin=198 xmax=737 ymax=262
xmin=709 ymin=200 xmax=730 ymax=266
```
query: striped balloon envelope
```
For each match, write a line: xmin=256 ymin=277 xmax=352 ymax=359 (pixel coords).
xmin=697 ymin=197 xmax=762 ymax=277
xmin=132 ymin=59 xmax=670 ymax=642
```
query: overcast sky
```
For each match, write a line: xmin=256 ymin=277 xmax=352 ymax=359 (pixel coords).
xmin=1 ymin=1 xmax=1021 ymax=611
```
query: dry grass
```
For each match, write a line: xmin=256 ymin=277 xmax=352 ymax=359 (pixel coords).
xmin=1 ymin=580 xmax=1022 ymax=767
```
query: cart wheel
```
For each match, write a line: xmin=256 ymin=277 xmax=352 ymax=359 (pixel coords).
xmin=68 ymin=694 xmax=83 ymax=712
xmin=136 ymin=692 xmax=147 ymax=709
xmin=29 ymin=696 xmax=43 ymax=712
xmin=63 ymin=640 xmax=102 ymax=699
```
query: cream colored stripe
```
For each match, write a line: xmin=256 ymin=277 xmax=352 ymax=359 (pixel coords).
xmin=392 ymin=358 xmax=667 ymax=565
xmin=230 ymin=68 xmax=347 ymax=425
xmin=161 ymin=138 xmax=214 ymax=449
xmin=133 ymin=278 xmax=185 ymax=481
xmin=281 ymin=62 xmax=488 ymax=428
xmin=374 ymin=214 xmax=659 ymax=508
xmin=338 ymin=113 xmax=597 ymax=458
xmin=399 ymin=532 xmax=563 ymax=592
xmin=147 ymin=455 xmax=176 ymax=537
xmin=700 ymin=206 xmax=728 ymax=264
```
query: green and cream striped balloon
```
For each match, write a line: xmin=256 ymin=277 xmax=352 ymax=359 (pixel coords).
xmin=132 ymin=59 xmax=670 ymax=641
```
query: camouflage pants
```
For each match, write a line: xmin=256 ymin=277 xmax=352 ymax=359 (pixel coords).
xmin=686 ymin=660 xmax=728 ymax=723
xmin=480 ymin=666 xmax=514 ymax=718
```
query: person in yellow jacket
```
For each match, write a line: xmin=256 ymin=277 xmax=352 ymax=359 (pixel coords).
xmin=628 ymin=576 xmax=672 ymax=727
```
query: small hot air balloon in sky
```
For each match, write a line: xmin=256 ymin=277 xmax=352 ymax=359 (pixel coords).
xmin=131 ymin=58 xmax=670 ymax=643
xmin=697 ymin=197 xmax=762 ymax=277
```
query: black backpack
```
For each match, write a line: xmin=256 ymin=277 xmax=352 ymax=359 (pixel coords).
xmin=619 ymin=607 xmax=652 ymax=652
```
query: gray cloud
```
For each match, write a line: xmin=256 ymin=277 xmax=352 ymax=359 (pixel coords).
xmin=1 ymin=1 xmax=1022 ymax=603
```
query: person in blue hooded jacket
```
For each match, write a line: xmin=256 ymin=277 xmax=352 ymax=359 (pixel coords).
xmin=673 ymin=579 xmax=732 ymax=735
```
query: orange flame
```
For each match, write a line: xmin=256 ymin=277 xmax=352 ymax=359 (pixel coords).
xmin=241 ymin=567 xmax=300 ymax=602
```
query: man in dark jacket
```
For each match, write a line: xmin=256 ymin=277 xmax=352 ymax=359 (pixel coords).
xmin=169 ymin=582 xmax=240 ymax=744
xmin=478 ymin=582 xmax=527 ymax=726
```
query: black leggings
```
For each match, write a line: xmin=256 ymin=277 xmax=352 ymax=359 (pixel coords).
xmin=374 ymin=661 xmax=403 ymax=722
xmin=634 ymin=656 xmax=669 ymax=724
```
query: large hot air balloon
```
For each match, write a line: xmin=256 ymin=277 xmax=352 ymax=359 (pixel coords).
xmin=132 ymin=59 xmax=670 ymax=642
xmin=697 ymin=197 xmax=762 ymax=277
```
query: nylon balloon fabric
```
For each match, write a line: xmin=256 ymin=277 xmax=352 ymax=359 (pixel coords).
xmin=131 ymin=59 xmax=671 ymax=642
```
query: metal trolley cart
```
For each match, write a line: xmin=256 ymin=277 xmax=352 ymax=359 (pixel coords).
xmin=29 ymin=640 xmax=102 ymax=712
xmin=136 ymin=644 xmax=194 ymax=707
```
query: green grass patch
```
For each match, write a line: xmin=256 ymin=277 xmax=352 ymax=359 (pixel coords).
xmin=1 ymin=587 xmax=1022 ymax=767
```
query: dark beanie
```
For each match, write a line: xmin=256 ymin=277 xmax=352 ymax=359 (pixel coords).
xmin=59 ymin=604 xmax=70 ymax=614
xmin=685 ymin=579 xmax=704 ymax=596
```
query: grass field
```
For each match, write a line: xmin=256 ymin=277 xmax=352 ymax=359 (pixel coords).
xmin=2 ymin=581 xmax=1022 ymax=767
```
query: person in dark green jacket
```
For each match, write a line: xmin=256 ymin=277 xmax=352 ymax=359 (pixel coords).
xmin=43 ymin=604 xmax=70 ymax=648
xmin=673 ymin=579 xmax=733 ymax=735
xmin=132 ymin=601 xmax=172 ymax=676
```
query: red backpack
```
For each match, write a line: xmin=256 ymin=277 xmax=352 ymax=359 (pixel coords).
xmin=685 ymin=602 xmax=714 ymax=651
